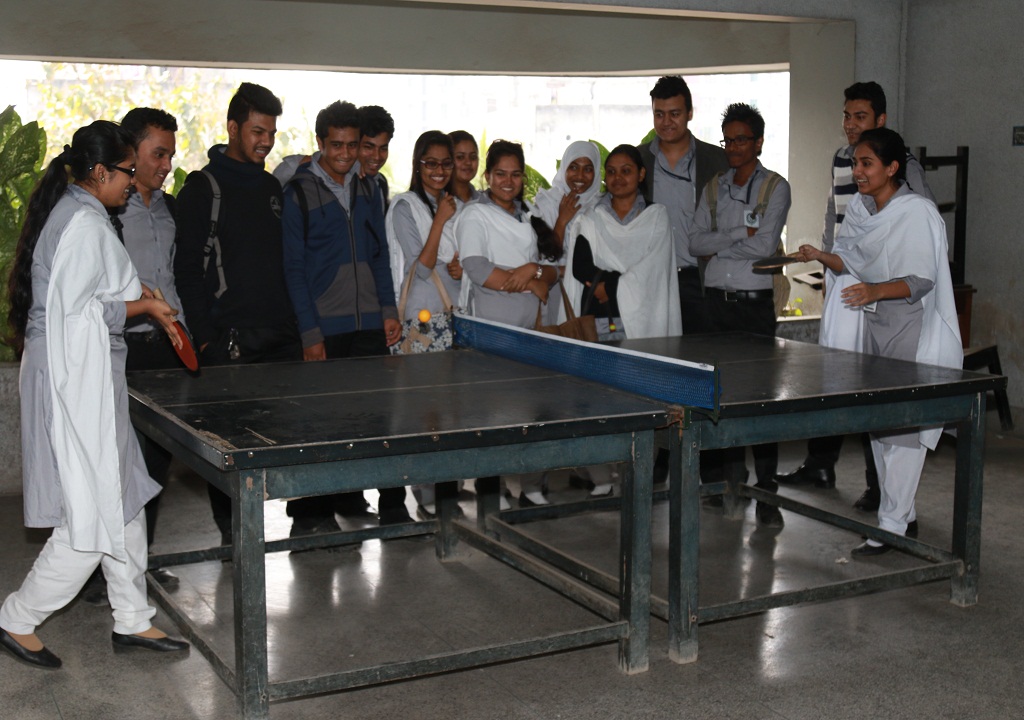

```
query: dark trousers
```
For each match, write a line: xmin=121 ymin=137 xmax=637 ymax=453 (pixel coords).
xmin=678 ymin=267 xmax=713 ymax=335
xmin=125 ymin=331 xmax=184 ymax=546
xmin=702 ymin=293 xmax=778 ymax=487
xmin=201 ymin=323 xmax=303 ymax=536
xmin=806 ymin=433 xmax=879 ymax=489
xmin=286 ymin=329 xmax=408 ymax=520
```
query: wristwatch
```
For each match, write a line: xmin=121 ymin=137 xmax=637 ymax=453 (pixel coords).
xmin=534 ymin=264 xmax=543 ymax=280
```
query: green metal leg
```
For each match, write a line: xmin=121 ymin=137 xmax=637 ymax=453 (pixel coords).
xmin=669 ymin=422 xmax=700 ymax=663
xmin=436 ymin=481 xmax=459 ymax=560
xmin=951 ymin=392 xmax=985 ymax=606
xmin=619 ymin=430 xmax=653 ymax=674
xmin=233 ymin=470 xmax=269 ymax=720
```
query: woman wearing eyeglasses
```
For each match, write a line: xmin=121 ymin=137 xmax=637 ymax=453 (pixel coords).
xmin=385 ymin=130 xmax=463 ymax=324
xmin=0 ymin=121 xmax=187 ymax=670
xmin=456 ymin=140 xmax=560 ymax=507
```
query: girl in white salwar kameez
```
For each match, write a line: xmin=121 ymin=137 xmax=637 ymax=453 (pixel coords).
xmin=0 ymin=122 xmax=188 ymax=670
xmin=795 ymin=128 xmax=962 ymax=556
xmin=457 ymin=140 xmax=560 ymax=508
xmin=562 ymin=144 xmax=681 ymax=497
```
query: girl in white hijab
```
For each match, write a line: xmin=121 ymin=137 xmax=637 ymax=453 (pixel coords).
xmin=532 ymin=140 xmax=602 ymax=248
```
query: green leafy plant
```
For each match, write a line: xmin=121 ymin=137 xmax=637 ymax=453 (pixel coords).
xmin=0 ymin=106 xmax=47 ymax=361
xmin=522 ymin=163 xmax=551 ymax=204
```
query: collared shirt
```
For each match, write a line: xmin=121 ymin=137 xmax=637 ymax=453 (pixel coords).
xmin=597 ymin=193 xmax=647 ymax=225
xmin=690 ymin=163 xmax=792 ymax=291
xmin=309 ymin=153 xmax=357 ymax=214
xmin=118 ymin=189 xmax=185 ymax=332
xmin=650 ymin=134 xmax=697 ymax=268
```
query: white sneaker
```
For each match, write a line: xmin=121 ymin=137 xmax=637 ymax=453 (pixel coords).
xmin=589 ymin=484 xmax=614 ymax=498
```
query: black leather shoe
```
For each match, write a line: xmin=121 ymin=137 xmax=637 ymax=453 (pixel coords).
xmin=755 ymin=502 xmax=785 ymax=528
xmin=853 ymin=488 xmax=881 ymax=512
xmin=775 ymin=464 xmax=836 ymax=489
xmin=568 ymin=474 xmax=595 ymax=491
xmin=906 ymin=520 xmax=919 ymax=538
xmin=378 ymin=507 xmax=414 ymax=526
xmin=852 ymin=541 xmax=891 ymax=557
xmin=702 ymin=494 xmax=724 ymax=508
xmin=0 ymin=628 xmax=61 ymax=669
xmin=111 ymin=632 xmax=189 ymax=653
xmin=150 ymin=568 xmax=179 ymax=589
xmin=336 ymin=497 xmax=375 ymax=519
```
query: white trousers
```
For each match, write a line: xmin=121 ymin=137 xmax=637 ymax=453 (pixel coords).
xmin=0 ymin=512 xmax=155 ymax=636
xmin=870 ymin=438 xmax=927 ymax=536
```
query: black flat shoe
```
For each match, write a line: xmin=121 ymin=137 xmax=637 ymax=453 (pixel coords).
xmin=852 ymin=541 xmax=892 ymax=557
xmin=111 ymin=632 xmax=189 ymax=653
xmin=755 ymin=501 xmax=785 ymax=528
xmin=0 ymin=628 xmax=62 ymax=669
xmin=149 ymin=568 xmax=180 ymax=588
xmin=853 ymin=488 xmax=880 ymax=512
xmin=906 ymin=520 xmax=919 ymax=538
xmin=775 ymin=464 xmax=836 ymax=489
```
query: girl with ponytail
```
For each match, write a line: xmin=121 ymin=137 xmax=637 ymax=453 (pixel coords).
xmin=0 ymin=121 xmax=188 ymax=670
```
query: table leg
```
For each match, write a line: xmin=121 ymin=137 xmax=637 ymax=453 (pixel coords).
xmin=233 ymin=470 xmax=269 ymax=719
xmin=436 ymin=481 xmax=459 ymax=560
xmin=475 ymin=476 xmax=501 ymax=536
xmin=619 ymin=430 xmax=653 ymax=674
xmin=951 ymin=392 xmax=985 ymax=606
xmin=669 ymin=422 xmax=700 ymax=663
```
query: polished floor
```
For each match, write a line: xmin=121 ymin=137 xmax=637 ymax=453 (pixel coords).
xmin=1 ymin=411 xmax=1022 ymax=720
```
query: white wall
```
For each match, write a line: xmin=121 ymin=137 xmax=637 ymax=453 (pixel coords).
xmin=904 ymin=0 xmax=1024 ymax=405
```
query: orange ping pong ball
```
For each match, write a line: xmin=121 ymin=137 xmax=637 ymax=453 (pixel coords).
xmin=418 ymin=309 xmax=432 ymax=323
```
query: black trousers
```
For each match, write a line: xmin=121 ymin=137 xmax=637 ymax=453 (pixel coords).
xmin=702 ymin=293 xmax=778 ymax=487
xmin=805 ymin=433 xmax=880 ymax=489
xmin=201 ymin=323 xmax=303 ymax=535
xmin=678 ymin=267 xmax=713 ymax=335
xmin=286 ymin=329 xmax=408 ymax=520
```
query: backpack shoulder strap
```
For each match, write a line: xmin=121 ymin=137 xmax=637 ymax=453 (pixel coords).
xmin=199 ymin=170 xmax=227 ymax=299
xmin=705 ymin=171 xmax=726 ymax=231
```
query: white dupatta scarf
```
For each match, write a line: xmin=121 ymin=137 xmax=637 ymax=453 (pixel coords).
xmin=563 ymin=203 xmax=681 ymax=339
xmin=457 ymin=200 xmax=538 ymax=310
xmin=47 ymin=204 xmax=141 ymax=560
xmin=385 ymin=190 xmax=458 ymax=303
xmin=835 ymin=191 xmax=963 ymax=449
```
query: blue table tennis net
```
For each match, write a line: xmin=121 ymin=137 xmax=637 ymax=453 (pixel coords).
xmin=454 ymin=314 xmax=718 ymax=410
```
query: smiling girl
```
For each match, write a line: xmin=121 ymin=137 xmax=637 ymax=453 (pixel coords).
xmin=456 ymin=140 xmax=559 ymax=506
xmin=564 ymin=144 xmax=681 ymax=341
xmin=1 ymin=121 xmax=187 ymax=669
xmin=796 ymin=127 xmax=962 ymax=555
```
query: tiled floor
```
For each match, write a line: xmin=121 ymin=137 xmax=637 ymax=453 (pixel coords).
xmin=1 ymin=412 xmax=1021 ymax=720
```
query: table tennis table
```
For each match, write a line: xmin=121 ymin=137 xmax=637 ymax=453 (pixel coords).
xmin=129 ymin=317 xmax=1003 ymax=718
xmin=127 ymin=332 xmax=678 ymax=720
xmin=493 ymin=330 xmax=1003 ymax=665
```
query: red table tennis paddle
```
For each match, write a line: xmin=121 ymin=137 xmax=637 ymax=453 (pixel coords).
xmin=153 ymin=288 xmax=199 ymax=371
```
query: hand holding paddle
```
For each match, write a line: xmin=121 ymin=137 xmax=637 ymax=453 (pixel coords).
xmin=752 ymin=251 xmax=804 ymax=270
xmin=152 ymin=288 xmax=200 ymax=371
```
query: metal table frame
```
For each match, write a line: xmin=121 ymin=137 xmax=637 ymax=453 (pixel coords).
xmin=129 ymin=356 xmax=665 ymax=720
xmin=486 ymin=336 xmax=1004 ymax=665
